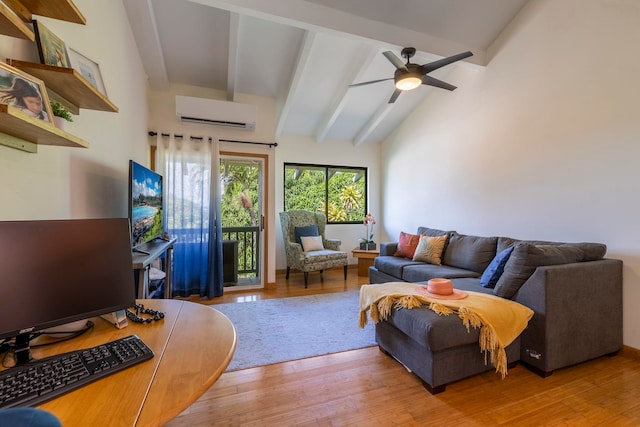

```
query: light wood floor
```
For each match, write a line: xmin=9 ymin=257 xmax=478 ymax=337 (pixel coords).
xmin=168 ymin=267 xmax=640 ymax=427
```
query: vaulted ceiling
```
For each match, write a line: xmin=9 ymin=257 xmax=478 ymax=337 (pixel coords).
xmin=124 ymin=0 xmax=529 ymax=145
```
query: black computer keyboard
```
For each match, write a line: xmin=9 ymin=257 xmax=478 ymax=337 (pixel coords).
xmin=0 ymin=334 xmax=154 ymax=409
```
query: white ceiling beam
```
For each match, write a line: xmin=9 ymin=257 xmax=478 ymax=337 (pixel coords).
xmin=188 ymin=0 xmax=485 ymax=66
xmin=226 ymin=12 xmax=240 ymax=101
xmin=123 ymin=0 xmax=169 ymax=91
xmin=314 ymin=45 xmax=379 ymax=144
xmin=353 ymin=102 xmax=394 ymax=147
xmin=275 ymin=30 xmax=316 ymax=140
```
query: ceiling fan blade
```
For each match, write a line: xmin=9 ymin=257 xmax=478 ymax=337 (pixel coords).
xmin=349 ymin=78 xmax=393 ymax=88
xmin=383 ymin=51 xmax=408 ymax=71
xmin=420 ymin=51 xmax=473 ymax=74
xmin=388 ymin=89 xmax=402 ymax=103
xmin=422 ymin=75 xmax=457 ymax=91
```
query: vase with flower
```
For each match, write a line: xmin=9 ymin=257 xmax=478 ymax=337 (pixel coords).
xmin=359 ymin=213 xmax=377 ymax=250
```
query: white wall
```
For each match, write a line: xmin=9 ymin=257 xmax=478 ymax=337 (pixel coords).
xmin=381 ymin=0 xmax=640 ymax=348
xmin=148 ymin=86 xmax=382 ymax=276
xmin=0 ymin=1 xmax=148 ymax=220
xmin=274 ymin=135 xmax=381 ymax=269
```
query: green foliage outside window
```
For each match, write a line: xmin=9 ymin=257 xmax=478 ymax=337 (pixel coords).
xmin=284 ymin=163 xmax=367 ymax=223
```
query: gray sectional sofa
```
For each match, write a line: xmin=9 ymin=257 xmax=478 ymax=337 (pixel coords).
xmin=368 ymin=226 xmax=623 ymax=393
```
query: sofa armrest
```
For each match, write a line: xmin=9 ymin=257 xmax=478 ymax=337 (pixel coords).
xmin=379 ymin=242 xmax=398 ymax=256
xmin=514 ymin=259 xmax=623 ymax=374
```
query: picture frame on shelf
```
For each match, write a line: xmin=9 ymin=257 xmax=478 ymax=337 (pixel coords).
xmin=0 ymin=61 xmax=54 ymax=124
xmin=33 ymin=20 xmax=71 ymax=68
xmin=67 ymin=47 xmax=107 ymax=97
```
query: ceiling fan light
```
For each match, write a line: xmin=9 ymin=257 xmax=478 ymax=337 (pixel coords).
xmin=395 ymin=76 xmax=421 ymax=91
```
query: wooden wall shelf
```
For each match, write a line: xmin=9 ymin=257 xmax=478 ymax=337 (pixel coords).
xmin=0 ymin=2 xmax=34 ymax=40
xmin=0 ymin=104 xmax=89 ymax=153
xmin=0 ymin=0 xmax=85 ymax=41
xmin=7 ymin=60 xmax=118 ymax=113
xmin=19 ymin=0 xmax=86 ymax=24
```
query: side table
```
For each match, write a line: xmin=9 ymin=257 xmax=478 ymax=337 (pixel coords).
xmin=352 ymin=248 xmax=380 ymax=277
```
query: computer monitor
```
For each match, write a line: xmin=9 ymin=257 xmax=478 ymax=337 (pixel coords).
xmin=0 ymin=218 xmax=136 ymax=364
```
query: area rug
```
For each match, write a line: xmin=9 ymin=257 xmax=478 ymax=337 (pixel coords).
xmin=212 ymin=290 xmax=376 ymax=371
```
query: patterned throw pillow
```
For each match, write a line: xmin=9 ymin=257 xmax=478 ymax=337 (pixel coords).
xmin=300 ymin=235 xmax=324 ymax=252
xmin=412 ymin=234 xmax=448 ymax=265
xmin=394 ymin=231 xmax=422 ymax=258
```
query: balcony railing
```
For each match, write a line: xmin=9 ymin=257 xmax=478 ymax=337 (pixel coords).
xmin=222 ymin=226 xmax=259 ymax=277
xmin=170 ymin=226 xmax=259 ymax=280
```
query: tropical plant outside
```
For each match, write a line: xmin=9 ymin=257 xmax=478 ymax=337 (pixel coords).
xmin=284 ymin=163 xmax=367 ymax=223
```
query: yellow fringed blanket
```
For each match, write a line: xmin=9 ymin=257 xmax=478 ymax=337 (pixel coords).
xmin=359 ymin=282 xmax=534 ymax=378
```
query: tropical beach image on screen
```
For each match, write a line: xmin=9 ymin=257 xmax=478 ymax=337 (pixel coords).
xmin=131 ymin=162 xmax=163 ymax=246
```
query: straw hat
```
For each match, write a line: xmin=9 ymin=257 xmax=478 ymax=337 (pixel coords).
xmin=417 ymin=278 xmax=468 ymax=300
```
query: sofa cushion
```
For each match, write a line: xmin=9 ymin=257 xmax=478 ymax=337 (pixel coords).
xmin=497 ymin=237 xmax=606 ymax=262
xmin=416 ymin=226 xmax=452 ymax=237
xmin=494 ymin=243 xmax=585 ymax=298
xmin=394 ymin=231 xmax=421 ymax=258
xmin=442 ymin=232 xmax=498 ymax=273
xmin=294 ymin=225 xmax=318 ymax=245
xmin=386 ymin=305 xmax=479 ymax=351
xmin=401 ymin=264 xmax=480 ymax=283
xmin=412 ymin=235 xmax=448 ymax=265
xmin=450 ymin=277 xmax=494 ymax=295
xmin=480 ymin=247 xmax=514 ymax=288
xmin=374 ymin=256 xmax=422 ymax=278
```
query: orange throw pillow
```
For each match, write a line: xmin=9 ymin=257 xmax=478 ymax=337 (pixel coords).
xmin=394 ymin=231 xmax=421 ymax=259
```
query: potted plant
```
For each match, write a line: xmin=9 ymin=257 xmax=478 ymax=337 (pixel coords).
xmin=359 ymin=212 xmax=376 ymax=250
xmin=50 ymin=101 xmax=73 ymax=129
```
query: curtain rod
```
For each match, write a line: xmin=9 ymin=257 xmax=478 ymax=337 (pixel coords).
xmin=148 ymin=131 xmax=277 ymax=148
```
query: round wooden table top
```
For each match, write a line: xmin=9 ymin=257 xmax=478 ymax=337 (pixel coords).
xmin=30 ymin=299 xmax=236 ymax=427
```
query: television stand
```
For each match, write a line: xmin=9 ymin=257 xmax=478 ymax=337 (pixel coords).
xmin=131 ymin=238 xmax=177 ymax=299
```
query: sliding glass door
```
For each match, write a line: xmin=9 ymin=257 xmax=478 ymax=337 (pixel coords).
xmin=220 ymin=153 xmax=264 ymax=289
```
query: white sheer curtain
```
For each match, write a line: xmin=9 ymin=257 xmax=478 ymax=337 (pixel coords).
xmin=156 ymin=133 xmax=223 ymax=298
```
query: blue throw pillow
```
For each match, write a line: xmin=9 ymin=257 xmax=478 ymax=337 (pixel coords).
xmin=480 ymin=247 xmax=514 ymax=288
xmin=294 ymin=225 xmax=319 ymax=245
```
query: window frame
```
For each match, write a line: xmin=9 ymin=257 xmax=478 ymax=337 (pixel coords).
xmin=283 ymin=162 xmax=368 ymax=225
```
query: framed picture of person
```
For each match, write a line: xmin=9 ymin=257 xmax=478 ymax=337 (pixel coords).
xmin=0 ymin=61 xmax=54 ymax=123
xmin=33 ymin=20 xmax=71 ymax=68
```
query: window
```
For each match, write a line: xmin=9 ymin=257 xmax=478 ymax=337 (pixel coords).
xmin=284 ymin=163 xmax=367 ymax=224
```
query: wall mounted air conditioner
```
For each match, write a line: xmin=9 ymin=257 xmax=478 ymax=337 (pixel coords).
xmin=176 ymin=96 xmax=257 ymax=130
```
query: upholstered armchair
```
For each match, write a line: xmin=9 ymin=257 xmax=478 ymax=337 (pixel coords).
xmin=279 ymin=210 xmax=348 ymax=288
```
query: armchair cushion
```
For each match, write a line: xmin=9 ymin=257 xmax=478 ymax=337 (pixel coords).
xmin=294 ymin=225 xmax=319 ymax=245
xmin=301 ymin=235 xmax=324 ymax=252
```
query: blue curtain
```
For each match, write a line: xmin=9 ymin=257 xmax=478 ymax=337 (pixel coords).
xmin=157 ymin=134 xmax=223 ymax=298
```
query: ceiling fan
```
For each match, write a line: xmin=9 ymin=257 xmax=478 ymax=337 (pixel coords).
xmin=349 ymin=47 xmax=473 ymax=103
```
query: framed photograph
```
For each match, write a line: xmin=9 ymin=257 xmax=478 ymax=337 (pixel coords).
xmin=68 ymin=48 xmax=107 ymax=97
xmin=0 ymin=61 xmax=54 ymax=123
xmin=33 ymin=20 xmax=71 ymax=68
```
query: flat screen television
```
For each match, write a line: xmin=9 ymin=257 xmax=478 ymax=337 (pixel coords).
xmin=0 ymin=218 xmax=136 ymax=365
xmin=129 ymin=160 xmax=164 ymax=248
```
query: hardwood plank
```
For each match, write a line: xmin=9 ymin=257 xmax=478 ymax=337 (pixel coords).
xmin=167 ymin=268 xmax=640 ymax=426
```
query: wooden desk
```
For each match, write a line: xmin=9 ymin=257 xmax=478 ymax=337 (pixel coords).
xmin=352 ymin=248 xmax=380 ymax=277
xmin=32 ymin=299 xmax=236 ymax=427
xmin=132 ymin=238 xmax=177 ymax=299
